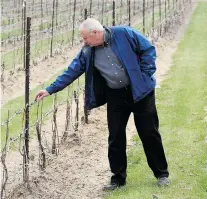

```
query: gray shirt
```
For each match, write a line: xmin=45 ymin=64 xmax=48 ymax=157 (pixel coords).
xmin=94 ymin=29 xmax=130 ymax=89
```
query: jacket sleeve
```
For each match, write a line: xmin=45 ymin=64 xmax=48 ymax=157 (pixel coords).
xmin=46 ymin=50 xmax=86 ymax=95
xmin=126 ymin=27 xmax=156 ymax=76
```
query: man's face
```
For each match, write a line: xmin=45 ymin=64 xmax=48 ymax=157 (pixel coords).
xmin=80 ymin=29 xmax=102 ymax=47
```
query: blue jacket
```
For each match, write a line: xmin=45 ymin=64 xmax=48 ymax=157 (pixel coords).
xmin=46 ymin=26 xmax=156 ymax=110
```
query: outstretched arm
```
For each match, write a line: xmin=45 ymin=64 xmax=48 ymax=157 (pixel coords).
xmin=35 ymin=50 xmax=86 ymax=101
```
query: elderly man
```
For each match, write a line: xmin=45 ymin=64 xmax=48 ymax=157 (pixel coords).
xmin=35 ymin=18 xmax=169 ymax=190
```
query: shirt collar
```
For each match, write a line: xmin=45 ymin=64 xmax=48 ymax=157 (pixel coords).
xmin=104 ymin=28 xmax=110 ymax=45
xmin=95 ymin=27 xmax=111 ymax=48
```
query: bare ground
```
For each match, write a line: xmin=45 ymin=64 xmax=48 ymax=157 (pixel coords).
xmin=1 ymin=3 xmax=197 ymax=199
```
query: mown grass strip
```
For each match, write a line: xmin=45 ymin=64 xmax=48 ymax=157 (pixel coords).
xmin=105 ymin=2 xmax=207 ymax=199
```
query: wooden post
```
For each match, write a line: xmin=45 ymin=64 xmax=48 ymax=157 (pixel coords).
xmin=112 ymin=1 xmax=115 ymax=26
xmin=50 ymin=0 xmax=55 ymax=57
xmin=23 ymin=0 xmax=26 ymax=69
xmin=152 ymin=0 xmax=155 ymax=31
xmin=159 ymin=0 xmax=162 ymax=36
xmin=128 ymin=0 xmax=131 ymax=26
xmin=84 ymin=8 xmax=89 ymax=124
xmin=89 ymin=0 xmax=92 ymax=17
xmin=84 ymin=8 xmax=87 ymax=20
xmin=72 ymin=0 xmax=76 ymax=47
xmin=101 ymin=0 xmax=104 ymax=24
xmin=143 ymin=0 xmax=145 ymax=34
xmin=24 ymin=17 xmax=31 ymax=184
xmin=165 ymin=0 xmax=167 ymax=33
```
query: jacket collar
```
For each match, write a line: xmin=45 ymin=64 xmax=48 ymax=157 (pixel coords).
xmin=103 ymin=26 xmax=112 ymax=46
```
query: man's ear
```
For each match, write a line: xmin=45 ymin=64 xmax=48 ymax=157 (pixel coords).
xmin=93 ymin=30 xmax=98 ymax=35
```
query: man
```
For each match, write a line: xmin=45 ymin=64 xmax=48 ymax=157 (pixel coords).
xmin=35 ymin=18 xmax=169 ymax=190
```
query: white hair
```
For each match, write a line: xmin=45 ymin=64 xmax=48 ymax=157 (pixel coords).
xmin=79 ymin=18 xmax=104 ymax=32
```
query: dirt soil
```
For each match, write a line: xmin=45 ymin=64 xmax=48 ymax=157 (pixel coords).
xmin=1 ymin=3 xmax=197 ymax=199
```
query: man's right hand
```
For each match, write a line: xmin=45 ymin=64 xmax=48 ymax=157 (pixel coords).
xmin=35 ymin=90 xmax=50 ymax=102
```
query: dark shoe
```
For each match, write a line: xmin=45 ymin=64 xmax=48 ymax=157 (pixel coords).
xmin=157 ymin=177 xmax=170 ymax=186
xmin=103 ymin=182 xmax=125 ymax=191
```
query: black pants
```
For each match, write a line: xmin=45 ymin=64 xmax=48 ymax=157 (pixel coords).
xmin=106 ymin=86 xmax=169 ymax=184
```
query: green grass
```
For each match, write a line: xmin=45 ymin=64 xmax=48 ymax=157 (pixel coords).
xmin=38 ymin=21 xmax=51 ymax=31
xmin=105 ymin=2 xmax=207 ymax=199
xmin=1 ymin=28 xmax=23 ymax=40
xmin=1 ymin=29 xmax=78 ymax=70
xmin=1 ymin=20 xmax=60 ymax=40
